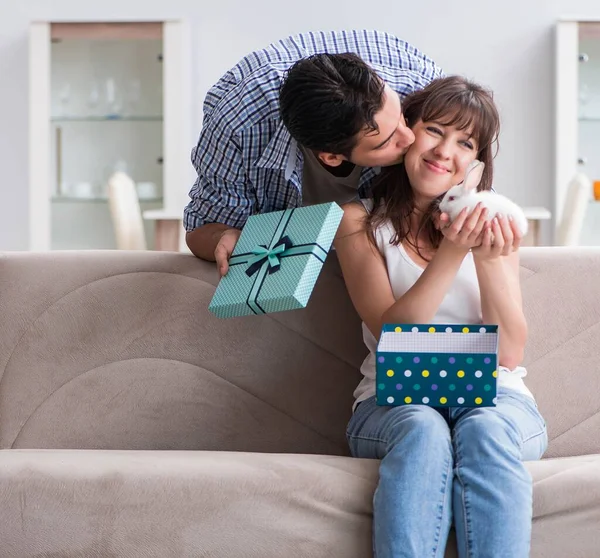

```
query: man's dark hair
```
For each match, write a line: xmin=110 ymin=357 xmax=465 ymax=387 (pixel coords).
xmin=279 ymin=53 xmax=385 ymax=157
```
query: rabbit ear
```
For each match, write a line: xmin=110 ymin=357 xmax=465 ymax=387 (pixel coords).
xmin=462 ymin=160 xmax=485 ymax=192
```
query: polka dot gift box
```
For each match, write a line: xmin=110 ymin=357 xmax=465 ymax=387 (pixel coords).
xmin=209 ymin=202 xmax=343 ymax=318
xmin=376 ymin=324 xmax=499 ymax=408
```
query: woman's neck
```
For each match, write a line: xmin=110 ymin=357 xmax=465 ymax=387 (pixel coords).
xmin=405 ymin=204 xmax=436 ymax=255
xmin=412 ymin=193 xmax=435 ymax=214
xmin=408 ymin=206 xmax=429 ymax=233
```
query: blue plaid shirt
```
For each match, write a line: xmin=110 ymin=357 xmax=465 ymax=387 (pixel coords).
xmin=184 ymin=30 xmax=444 ymax=231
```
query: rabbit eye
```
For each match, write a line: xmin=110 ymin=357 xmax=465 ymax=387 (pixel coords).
xmin=448 ymin=196 xmax=456 ymax=202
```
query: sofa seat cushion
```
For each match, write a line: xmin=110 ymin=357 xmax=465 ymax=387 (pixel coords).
xmin=1 ymin=450 xmax=599 ymax=557
xmin=0 ymin=449 xmax=377 ymax=558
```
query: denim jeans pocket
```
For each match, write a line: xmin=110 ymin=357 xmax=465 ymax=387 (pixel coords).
xmin=499 ymin=388 xmax=548 ymax=458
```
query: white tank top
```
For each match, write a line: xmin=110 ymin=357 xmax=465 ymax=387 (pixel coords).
xmin=353 ymin=201 xmax=534 ymax=407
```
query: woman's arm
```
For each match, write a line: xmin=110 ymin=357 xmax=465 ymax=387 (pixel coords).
xmin=334 ymin=203 xmax=479 ymax=339
xmin=473 ymin=217 xmax=528 ymax=369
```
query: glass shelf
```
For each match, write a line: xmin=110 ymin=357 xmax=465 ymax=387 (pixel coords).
xmin=52 ymin=116 xmax=163 ymax=122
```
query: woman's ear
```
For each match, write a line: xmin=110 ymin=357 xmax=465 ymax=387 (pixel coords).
xmin=462 ymin=160 xmax=484 ymax=191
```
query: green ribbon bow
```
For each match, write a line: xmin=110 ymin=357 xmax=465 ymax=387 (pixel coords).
xmin=244 ymin=236 xmax=293 ymax=277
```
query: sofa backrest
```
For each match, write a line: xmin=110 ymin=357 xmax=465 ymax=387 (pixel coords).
xmin=0 ymin=248 xmax=598 ymax=459
xmin=515 ymin=247 xmax=600 ymax=458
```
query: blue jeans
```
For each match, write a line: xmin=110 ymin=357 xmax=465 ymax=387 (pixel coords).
xmin=347 ymin=388 xmax=548 ymax=558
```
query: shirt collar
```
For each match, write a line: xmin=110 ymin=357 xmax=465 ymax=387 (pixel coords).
xmin=255 ymin=120 xmax=294 ymax=172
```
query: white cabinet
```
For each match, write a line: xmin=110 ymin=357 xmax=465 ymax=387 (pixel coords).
xmin=555 ymin=20 xmax=600 ymax=245
xmin=28 ymin=21 xmax=190 ymax=250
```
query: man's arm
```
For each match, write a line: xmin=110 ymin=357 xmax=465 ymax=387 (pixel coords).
xmin=184 ymin=118 xmax=253 ymax=271
xmin=186 ymin=223 xmax=234 ymax=261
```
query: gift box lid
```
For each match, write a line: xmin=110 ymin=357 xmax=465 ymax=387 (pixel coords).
xmin=209 ymin=202 xmax=343 ymax=318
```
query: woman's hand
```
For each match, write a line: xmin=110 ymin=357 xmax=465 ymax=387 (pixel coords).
xmin=436 ymin=203 xmax=489 ymax=251
xmin=472 ymin=214 xmax=522 ymax=260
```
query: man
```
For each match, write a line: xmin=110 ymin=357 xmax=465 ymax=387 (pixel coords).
xmin=184 ymin=30 xmax=443 ymax=274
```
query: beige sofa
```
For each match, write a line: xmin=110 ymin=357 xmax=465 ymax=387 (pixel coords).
xmin=0 ymin=247 xmax=599 ymax=557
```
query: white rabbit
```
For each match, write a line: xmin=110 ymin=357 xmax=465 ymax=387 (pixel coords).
xmin=438 ymin=160 xmax=528 ymax=236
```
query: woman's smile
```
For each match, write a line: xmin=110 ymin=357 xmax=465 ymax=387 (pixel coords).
xmin=423 ymin=159 xmax=450 ymax=174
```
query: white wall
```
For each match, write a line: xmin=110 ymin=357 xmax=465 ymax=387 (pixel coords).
xmin=2 ymin=0 xmax=600 ymax=249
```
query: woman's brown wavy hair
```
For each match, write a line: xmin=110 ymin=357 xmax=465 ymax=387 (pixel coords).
xmin=365 ymin=76 xmax=500 ymax=259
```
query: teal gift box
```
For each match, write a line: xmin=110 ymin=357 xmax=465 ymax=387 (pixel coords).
xmin=209 ymin=202 xmax=343 ymax=318
xmin=376 ymin=324 xmax=499 ymax=408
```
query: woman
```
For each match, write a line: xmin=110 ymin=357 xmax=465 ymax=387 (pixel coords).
xmin=334 ymin=76 xmax=547 ymax=558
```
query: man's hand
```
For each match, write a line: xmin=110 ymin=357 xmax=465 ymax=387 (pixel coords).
xmin=214 ymin=228 xmax=242 ymax=276
xmin=185 ymin=223 xmax=242 ymax=274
